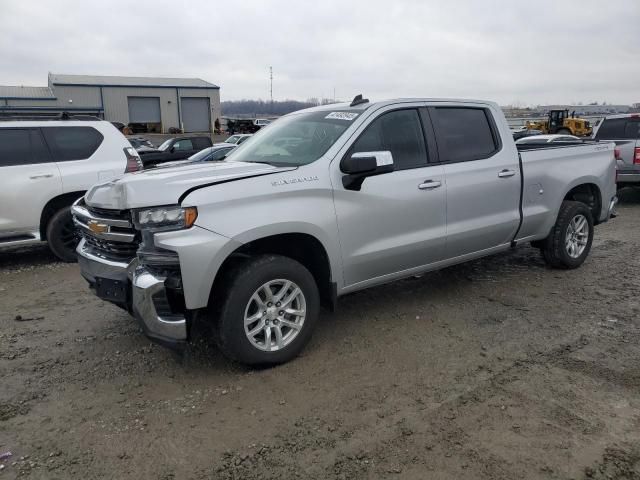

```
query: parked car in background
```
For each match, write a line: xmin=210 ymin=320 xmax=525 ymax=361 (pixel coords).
xmin=127 ymin=136 xmax=157 ymax=154
xmin=138 ymin=135 xmax=213 ymax=168
xmin=253 ymin=119 xmax=272 ymax=128
xmin=0 ymin=117 xmax=141 ymax=261
xmin=516 ymin=134 xmax=581 ymax=145
xmin=221 ymin=134 xmax=252 ymax=146
xmin=591 ymin=114 xmax=640 ymax=187
xmin=154 ymin=144 xmax=237 ymax=169
xmin=74 ymin=96 xmax=617 ymax=366
xmin=512 ymin=127 xmax=543 ymax=141
xmin=110 ymin=121 xmax=126 ymax=132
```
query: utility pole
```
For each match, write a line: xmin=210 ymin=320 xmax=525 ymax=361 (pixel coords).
xmin=269 ymin=66 xmax=273 ymax=105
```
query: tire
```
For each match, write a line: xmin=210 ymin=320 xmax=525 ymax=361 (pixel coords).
xmin=46 ymin=206 xmax=79 ymax=263
xmin=557 ymin=128 xmax=572 ymax=135
xmin=213 ymin=254 xmax=320 ymax=366
xmin=541 ymin=200 xmax=594 ymax=269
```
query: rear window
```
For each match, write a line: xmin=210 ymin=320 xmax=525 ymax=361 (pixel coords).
xmin=42 ymin=127 xmax=104 ymax=161
xmin=0 ymin=129 xmax=52 ymax=166
xmin=431 ymin=107 xmax=499 ymax=162
xmin=595 ymin=118 xmax=639 ymax=140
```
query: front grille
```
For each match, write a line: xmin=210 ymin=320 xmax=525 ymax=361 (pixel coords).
xmin=72 ymin=200 xmax=140 ymax=262
xmin=82 ymin=233 xmax=139 ymax=260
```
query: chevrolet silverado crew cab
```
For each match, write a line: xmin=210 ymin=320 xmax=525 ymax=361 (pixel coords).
xmin=0 ymin=116 xmax=141 ymax=261
xmin=74 ymin=96 xmax=617 ymax=365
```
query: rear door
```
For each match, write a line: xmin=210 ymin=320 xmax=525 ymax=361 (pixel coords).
xmin=332 ymin=106 xmax=447 ymax=288
xmin=429 ymin=105 xmax=521 ymax=258
xmin=0 ymin=128 xmax=62 ymax=237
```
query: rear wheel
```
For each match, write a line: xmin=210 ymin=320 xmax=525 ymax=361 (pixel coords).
xmin=541 ymin=200 xmax=593 ymax=269
xmin=46 ymin=206 xmax=79 ymax=262
xmin=213 ymin=254 xmax=320 ymax=365
xmin=557 ymin=128 xmax=572 ymax=135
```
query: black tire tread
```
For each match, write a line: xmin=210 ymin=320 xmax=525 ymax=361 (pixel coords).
xmin=212 ymin=254 xmax=319 ymax=366
xmin=541 ymin=200 xmax=593 ymax=269
xmin=46 ymin=207 xmax=78 ymax=263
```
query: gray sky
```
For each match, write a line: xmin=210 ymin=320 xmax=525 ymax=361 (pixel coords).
xmin=1 ymin=0 xmax=639 ymax=105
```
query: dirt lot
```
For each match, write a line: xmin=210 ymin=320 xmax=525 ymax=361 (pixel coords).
xmin=1 ymin=190 xmax=639 ymax=480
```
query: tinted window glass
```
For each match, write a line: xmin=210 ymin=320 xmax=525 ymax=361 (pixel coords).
xmin=595 ymin=118 xmax=628 ymax=139
xmin=624 ymin=120 xmax=640 ymax=139
xmin=350 ymin=109 xmax=427 ymax=170
xmin=210 ymin=147 xmax=232 ymax=160
xmin=432 ymin=108 xmax=498 ymax=162
xmin=192 ymin=137 xmax=211 ymax=149
xmin=173 ymin=139 xmax=193 ymax=151
xmin=42 ymin=127 xmax=103 ymax=161
xmin=30 ymin=129 xmax=52 ymax=163
xmin=0 ymin=129 xmax=32 ymax=166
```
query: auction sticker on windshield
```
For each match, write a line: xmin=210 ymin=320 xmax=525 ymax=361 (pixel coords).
xmin=325 ymin=112 xmax=359 ymax=121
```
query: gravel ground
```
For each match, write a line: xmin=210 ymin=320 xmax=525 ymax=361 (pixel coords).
xmin=1 ymin=189 xmax=639 ymax=479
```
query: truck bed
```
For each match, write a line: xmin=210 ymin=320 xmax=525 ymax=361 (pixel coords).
xmin=514 ymin=141 xmax=616 ymax=242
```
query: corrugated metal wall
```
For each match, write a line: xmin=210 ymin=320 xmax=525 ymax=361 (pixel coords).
xmin=3 ymin=83 xmax=221 ymax=133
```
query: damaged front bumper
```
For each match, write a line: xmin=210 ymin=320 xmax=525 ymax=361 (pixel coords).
xmin=77 ymin=239 xmax=187 ymax=347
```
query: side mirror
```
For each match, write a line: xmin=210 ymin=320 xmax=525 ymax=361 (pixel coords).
xmin=341 ymin=151 xmax=394 ymax=190
xmin=169 ymin=146 xmax=176 ymax=153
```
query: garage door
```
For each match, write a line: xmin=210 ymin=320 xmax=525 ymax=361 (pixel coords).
xmin=127 ymin=97 xmax=161 ymax=123
xmin=181 ymin=97 xmax=210 ymax=132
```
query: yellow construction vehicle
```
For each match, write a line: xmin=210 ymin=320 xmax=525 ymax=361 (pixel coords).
xmin=526 ymin=109 xmax=592 ymax=137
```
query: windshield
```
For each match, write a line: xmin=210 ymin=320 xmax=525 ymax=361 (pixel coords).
xmin=188 ymin=147 xmax=214 ymax=162
xmin=229 ymin=111 xmax=356 ymax=166
xmin=158 ymin=139 xmax=173 ymax=151
xmin=225 ymin=136 xmax=239 ymax=144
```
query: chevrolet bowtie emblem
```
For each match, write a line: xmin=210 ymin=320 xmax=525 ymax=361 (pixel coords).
xmin=87 ymin=220 xmax=108 ymax=234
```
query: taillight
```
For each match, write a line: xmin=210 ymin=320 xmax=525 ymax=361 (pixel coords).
xmin=614 ymin=147 xmax=621 ymax=160
xmin=123 ymin=147 xmax=143 ymax=173
xmin=634 ymin=147 xmax=640 ymax=165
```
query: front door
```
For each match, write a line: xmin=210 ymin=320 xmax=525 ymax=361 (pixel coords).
xmin=332 ymin=107 xmax=447 ymax=288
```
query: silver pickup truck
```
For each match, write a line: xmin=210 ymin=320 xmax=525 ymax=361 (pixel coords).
xmin=73 ymin=97 xmax=617 ymax=365
xmin=592 ymin=113 xmax=640 ymax=187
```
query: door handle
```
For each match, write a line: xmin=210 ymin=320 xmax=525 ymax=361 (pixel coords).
xmin=418 ymin=180 xmax=442 ymax=190
xmin=29 ymin=173 xmax=54 ymax=179
xmin=498 ymin=169 xmax=516 ymax=178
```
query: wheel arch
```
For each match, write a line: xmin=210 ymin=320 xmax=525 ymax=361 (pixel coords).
xmin=212 ymin=232 xmax=337 ymax=311
xmin=562 ymin=182 xmax=602 ymax=224
xmin=40 ymin=191 xmax=86 ymax=240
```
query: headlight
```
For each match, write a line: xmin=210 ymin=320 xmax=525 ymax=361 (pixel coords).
xmin=136 ymin=206 xmax=197 ymax=229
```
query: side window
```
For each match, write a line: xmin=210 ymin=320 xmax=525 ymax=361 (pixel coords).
xmin=431 ymin=107 xmax=498 ymax=162
xmin=42 ymin=127 xmax=104 ymax=161
xmin=350 ymin=109 xmax=428 ymax=170
xmin=173 ymin=139 xmax=194 ymax=151
xmin=210 ymin=148 xmax=231 ymax=161
xmin=595 ymin=118 xmax=627 ymax=140
xmin=624 ymin=120 xmax=640 ymax=139
xmin=0 ymin=129 xmax=32 ymax=166
xmin=192 ymin=137 xmax=211 ymax=149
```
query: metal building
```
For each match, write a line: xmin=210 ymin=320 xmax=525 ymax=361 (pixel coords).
xmin=0 ymin=73 xmax=220 ymax=133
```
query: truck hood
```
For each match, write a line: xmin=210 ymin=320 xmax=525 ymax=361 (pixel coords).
xmin=85 ymin=161 xmax=296 ymax=210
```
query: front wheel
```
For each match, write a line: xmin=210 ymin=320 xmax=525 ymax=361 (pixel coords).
xmin=46 ymin=206 xmax=79 ymax=262
xmin=541 ymin=200 xmax=594 ymax=269
xmin=213 ymin=255 xmax=320 ymax=365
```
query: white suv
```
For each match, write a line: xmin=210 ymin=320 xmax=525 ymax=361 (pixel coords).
xmin=0 ymin=116 xmax=141 ymax=261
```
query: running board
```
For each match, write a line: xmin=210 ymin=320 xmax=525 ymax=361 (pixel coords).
xmin=0 ymin=232 xmax=42 ymax=248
